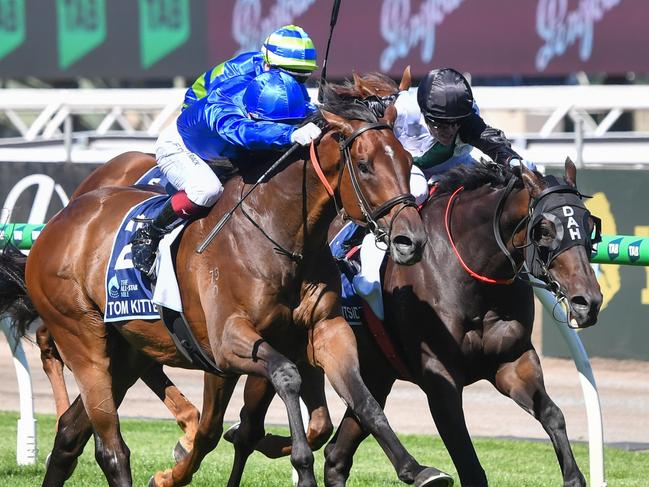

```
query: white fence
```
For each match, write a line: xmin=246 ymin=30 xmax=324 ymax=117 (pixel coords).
xmin=1 ymin=85 xmax=649 ymax=167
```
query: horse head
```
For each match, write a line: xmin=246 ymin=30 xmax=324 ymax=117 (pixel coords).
xmin=317 ymin=85 xmax=426 ymax=265
xmin=433 ymin=159 xmax=601 ymax=328
xmin=519 ymin=159 xmax=602 ymax=327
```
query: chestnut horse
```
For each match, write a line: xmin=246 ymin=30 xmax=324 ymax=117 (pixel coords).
xmin=33 ymin=70 xmax=412 ymax=468
xmin=0 ymin=87 xmax=456 ymax=487
xmin=218 ymin=160 xmax=602 ymax=487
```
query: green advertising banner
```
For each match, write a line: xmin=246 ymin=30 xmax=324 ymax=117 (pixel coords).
xmin=139 ymin=0 xmax=189 ymax=69
xmin=0 ymin=0 xmax=25 ymax=60
xmin=543 ymin=169 xmax=649 ymax=360
xmin=57 ymin=0 xmax=107 ymax=69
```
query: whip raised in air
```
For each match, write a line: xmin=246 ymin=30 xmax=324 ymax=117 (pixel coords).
xmin=318 ymin=0 xmax=343 ymax=103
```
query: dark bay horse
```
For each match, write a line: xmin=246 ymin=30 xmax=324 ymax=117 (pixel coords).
xmin=0 ymin=89 xmax=462 ymax=487
xmin=320 ymin=160 xmax=602 ymax=487
xmin=219 ymin=160 xmax=602 ymax=487
xmin=32 ymin=69 xmax=413 ymax=468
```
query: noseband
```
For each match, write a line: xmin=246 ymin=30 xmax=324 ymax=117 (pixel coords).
xmin=315 ymin=121 xmax=416 ymax=245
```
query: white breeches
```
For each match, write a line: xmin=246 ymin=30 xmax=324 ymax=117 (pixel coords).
xmin=154 ymin=122 xmax=223 ymax=207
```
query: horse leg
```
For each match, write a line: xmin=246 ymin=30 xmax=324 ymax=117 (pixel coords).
xmin=226 ymin=375 xmax=277 ymax=487
xmin=43 ymin=396 xmax=93 ymax=484
xmin=294 ymin=362 xmax=333 ymax=453
xmin=324 ymin=361 xmax=394 ymax=487
xmin=230 ymin=363 xmax=333 ymax=459
xmin=312 ymin=317 xmax=452 ymax=486
xmin=44 ymin=330 xmax=152 ymax=486
xmin=149 ymin=373 xmax=239 ymax=487
xmin=225 ymin=323 xmax=316 ymax=486
xmin=419 ymin=363 xmax=487 ymax=487
xmin=139 ymin=364 xmax=200 ymax=462
xmin=493 ymin=350 xmax=586 ymax=487
xmin=36 ymin=325 xmax=70 ymax=422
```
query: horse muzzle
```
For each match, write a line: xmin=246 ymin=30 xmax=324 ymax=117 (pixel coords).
xmin=386 ymin=206 xmax=427 ymax=266
xmin=568 ymin=287 xmax=602 ymax=328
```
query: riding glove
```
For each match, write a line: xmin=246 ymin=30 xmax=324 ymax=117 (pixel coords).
xmin=509 ymin=158 xmax=538 ymax=171
xmin=290 ymin=122 xmax=322 ymax=146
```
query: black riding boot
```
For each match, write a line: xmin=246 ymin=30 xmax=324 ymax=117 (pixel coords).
xmin=129 ymin=199 xmax=184 ymax=276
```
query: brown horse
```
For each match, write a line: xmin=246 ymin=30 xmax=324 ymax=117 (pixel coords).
xmin=0 ymin=86 xmax=456 ymax=487
xmin=34 ymin=69 xmax=412 ymax=466
xmin=217 ymin=160 xmax=602 ymax=487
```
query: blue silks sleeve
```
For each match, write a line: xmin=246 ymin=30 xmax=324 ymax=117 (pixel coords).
xmin=208 ymin=103 xmax=296 ymax=150
xmin=183 ymin=52 xmax=264 ymax=109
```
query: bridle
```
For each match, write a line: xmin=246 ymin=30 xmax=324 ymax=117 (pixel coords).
xmin=446 ymin=171 xmax=601 ymax=297
xmin=243 ymin=120 xmax=416 ymax=262
xmin=311 ymin=121 xmax=417 ymax=246
xmin=494 ymin=174 xmax=601 ymax=293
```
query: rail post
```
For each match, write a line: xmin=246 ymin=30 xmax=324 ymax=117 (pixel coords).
xmin=534 ymin=285 xmax=606 ymax=487
xmin=1 ymin=315 xmax=37 ymax=465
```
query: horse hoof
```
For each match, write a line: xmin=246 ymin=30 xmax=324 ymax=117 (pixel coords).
xmin=223 ymin=421 xmax=241 ymax=444
xmin=173 ymin=441 xmax=189 ymax=463
xmin=415 ymin=467 xmax=454 ymax=487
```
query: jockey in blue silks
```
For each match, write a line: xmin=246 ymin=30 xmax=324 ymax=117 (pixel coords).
xmin=129 ymin=70 xmax=321 ymax=276
xmin=183 ymin=24 xmax=318 ymax=109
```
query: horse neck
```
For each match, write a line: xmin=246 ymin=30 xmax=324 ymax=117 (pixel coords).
xmin=431 ymin=183 xmax=531 ymax=279
xmin=242 ymin=146 xmax=340 ymax=256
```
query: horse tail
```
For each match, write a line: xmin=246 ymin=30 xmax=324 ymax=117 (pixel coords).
xmin=0 ymin=244 xmax=38 ymax=337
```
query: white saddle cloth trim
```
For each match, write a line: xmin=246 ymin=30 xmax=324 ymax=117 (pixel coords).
xmin=152 ymin=224 xmax=185 ymax=312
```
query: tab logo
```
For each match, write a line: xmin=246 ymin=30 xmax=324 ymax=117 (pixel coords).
xmin=629 ymin=240 xmax=642 ymax=263
xmin=607 ymin=237 xmax=622 ymax=261
xmin=139 ymin=0 xmax=189 ymax=69
xmin=0 ymin=0 xmax=25 ymax=61
xmin=57 ymin=0 xmax=107 ymax=69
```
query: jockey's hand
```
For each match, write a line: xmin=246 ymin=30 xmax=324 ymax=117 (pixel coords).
xmin=509 ymin=158 xmax=537 ymax=172
xmin=291 ymin=122 xmax=322 ymax=146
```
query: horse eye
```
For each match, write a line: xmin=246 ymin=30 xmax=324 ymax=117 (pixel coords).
xmin=535 ymin=222 xmax=555 ymax=242
xmin=358 ymin=161 xmax=370 ymax=174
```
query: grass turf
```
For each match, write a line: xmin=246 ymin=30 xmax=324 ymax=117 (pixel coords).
xmin=0 ymin=411 xmax=646 ymax=485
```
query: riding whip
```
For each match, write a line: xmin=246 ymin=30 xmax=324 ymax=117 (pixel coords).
xmin=318 ymin=0 xmax=343 ymax=103
xmin=195 ymin=143 xmax=300 ymax=254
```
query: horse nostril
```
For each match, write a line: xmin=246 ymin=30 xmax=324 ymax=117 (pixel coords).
xmin=570 ymin=295 xmax=589 ymax=310
xmin=392 ymin=234 xmax=414 ymax=249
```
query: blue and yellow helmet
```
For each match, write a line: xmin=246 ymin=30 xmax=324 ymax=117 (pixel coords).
xmin=261 ymin=25 xmax=318 ymax=74
xmin=243 ymin=70 xmax=309 ymax=123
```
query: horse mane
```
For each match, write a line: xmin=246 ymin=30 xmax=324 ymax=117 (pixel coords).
xmin=334 ymin=72 xmax=399 ymax=98
xmin=433 ymin=163 xmax=525 ymax=195
xmin=316 ymin=82 xmax=379 ymax=123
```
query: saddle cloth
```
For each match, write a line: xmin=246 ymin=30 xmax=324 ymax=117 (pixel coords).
xmin=329 ymin=221 xmax=365 ymax=326
xmin=104 ymin=195 xmax=185 ymax=322
xmin=134 ymin=165 xmax=172 ymax=191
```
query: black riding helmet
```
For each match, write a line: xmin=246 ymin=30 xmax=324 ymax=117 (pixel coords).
xmin=417 ymin=68 xmax=474 ymax=121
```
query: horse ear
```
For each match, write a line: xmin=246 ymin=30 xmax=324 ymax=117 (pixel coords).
xmin=382 ymin=104 xmax=397 ymax=127
xmin=352 ymin=71 xmax=374 ymax=96
xmin=320 ymin=110 xmax=353 ymax=137
xmin=520 ymin=162 xmax=544 ymax=198
xmin=565 ymin=157 xmax=577 ymax=187
xmin=398 ymin=65 xmax=412 ymax=91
